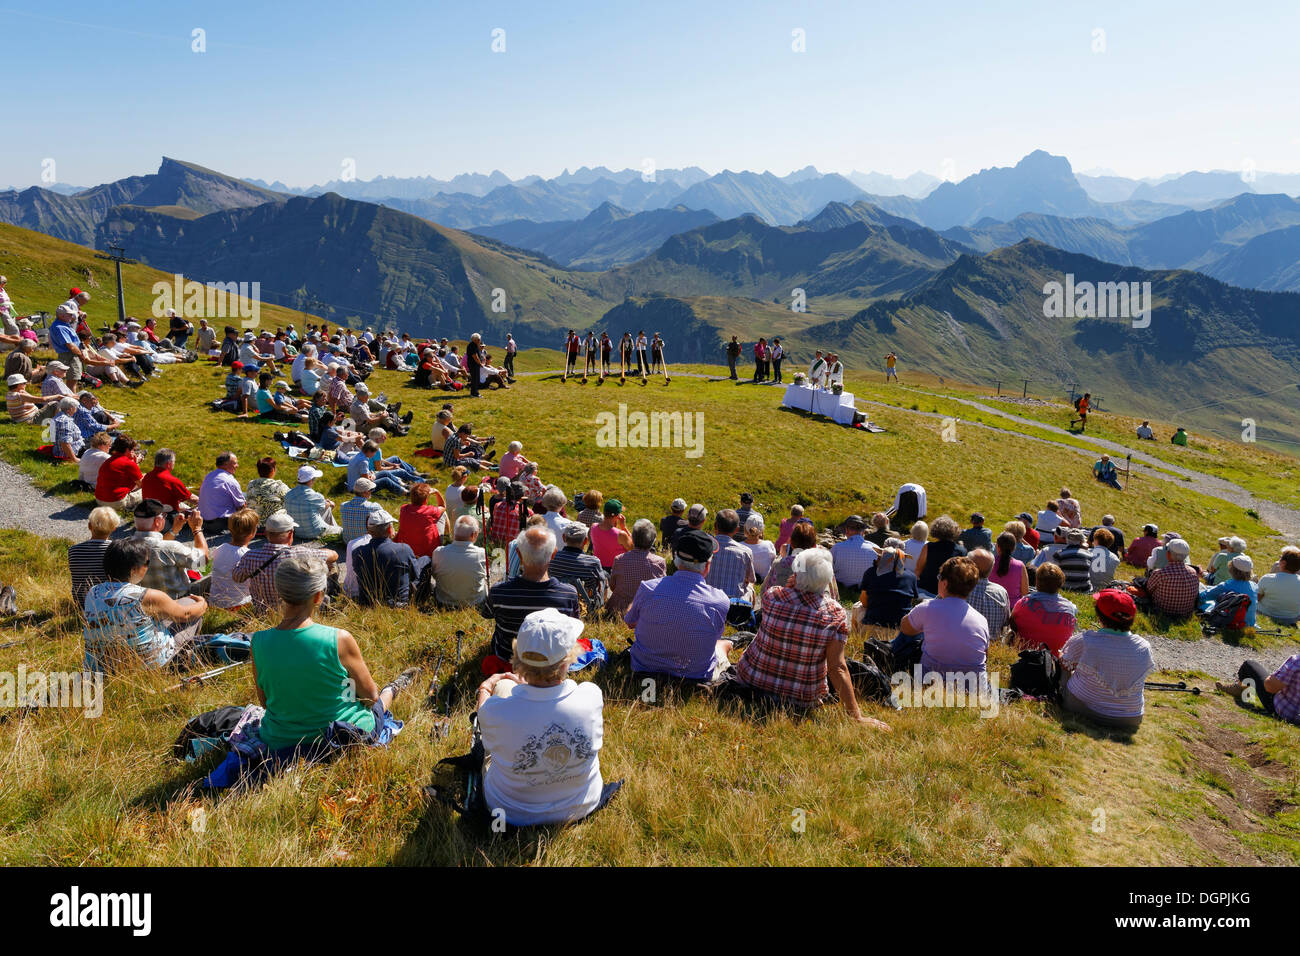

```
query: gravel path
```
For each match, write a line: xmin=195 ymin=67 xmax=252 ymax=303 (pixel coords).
xmin=0 ymin=457 xmax=91 ymax=541
xmin=1147 ymin=633 xmax=1299 ymax=680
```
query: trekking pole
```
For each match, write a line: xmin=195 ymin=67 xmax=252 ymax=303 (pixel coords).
xmin=0 ymin=639 xmax=25 ymax=650
xmin=166 ymin=660 xmax=246 ymax=692
xmin=1122 ymin=453 xmax=1132 ymax=491
xmin=1144 ymin=680 xmax=1201 ymax=695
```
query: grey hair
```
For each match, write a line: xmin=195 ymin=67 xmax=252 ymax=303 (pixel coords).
xmin=631 ymin=518 xmax=657 ymax=549
xmin=675 ymin=556 xmax=708 ymax=574
xmin=1228 ymin=537 xmax=1247 ymax=553
xmin=909 ymin=520 xmax=929 ymax=541
xmin=744 ymin=515 xmax=765 ymax=535
xmin=792 ymin=548 xmax=834 ymax=593
xmin=508 ymin=440 xmax=522 ymax=453
xmin=368 ymin=427 xmax=387 ymax=442
xmin=454 ymin=515 xmax=479 ymax=541
xmin=154 ymin=447 xmax=176 ymax=469
xmin=516 ymin=525 xmax=557 ymax=569
xmin=58 ymin=396 xmax=79 ymax=413
xmin=274 ymin=551 xmax=329 ymax=606
xmin=540 ymin=484 xmax=568 ymax=511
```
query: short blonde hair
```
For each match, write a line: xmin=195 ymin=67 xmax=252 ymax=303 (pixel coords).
xmin=88 ymin=506 xmax=120 ymax=536
xmin=909 ymin=520 xmax=929 ymax=541
xmin=89 ymin=431 xmax=113 ymax=450
xmin=510 ymin=641 xmax=580 ymax=684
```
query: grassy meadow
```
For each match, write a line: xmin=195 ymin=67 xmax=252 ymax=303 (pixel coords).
xmin=0 ymin=343 xmax=1298 ymax=865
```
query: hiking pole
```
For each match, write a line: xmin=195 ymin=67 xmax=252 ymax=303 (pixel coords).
xmin=0 ymin=639 xmax=25 ymax=650
xmin=441 ymin=629 xmax=465 ymax=716
xmin=1144 ymin=680 xmax=1201 ymax=695
xmin=1122 ymin=453 xmax=1132 ymax=491
xmin=166 ymin=660 xmax=246 ymax=692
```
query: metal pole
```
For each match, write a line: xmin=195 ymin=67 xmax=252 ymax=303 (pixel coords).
xmin=1022 ymin=378 xmax=1030 ymax=398
xmin=94 ymin=244 xmax=136 ymax=327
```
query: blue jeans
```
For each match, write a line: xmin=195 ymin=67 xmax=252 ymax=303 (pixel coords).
xmin=371 ymin=471 xmax=408 ymax=493
xmin=382 ymin=456 xmax=419 ymax=477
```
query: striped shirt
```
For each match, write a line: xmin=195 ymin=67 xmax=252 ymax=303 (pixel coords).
xmin=705 ymin=535 xmax=755 ymax=600
xmin=1054 ymin=545 xmax=1095 ymax=592
xmin=735 ymin=586 xmax=847 ymax=706
xmin=548 ymin=546 xmax=607 ymax=594
xmin=68 ymin=538 xmax=111 ymax=609
xmin=479 ymin=576 xmax=580 ymax=660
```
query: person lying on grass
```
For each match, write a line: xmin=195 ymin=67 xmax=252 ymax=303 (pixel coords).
xmin=83 ymin=537 xmax=209 ymax=674
xmin=250 ymin=551 xmax=416 ymax=753
xmin=722 ymin=548 xmax=892 ymax=731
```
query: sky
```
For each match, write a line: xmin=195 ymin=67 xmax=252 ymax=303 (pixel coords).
xmin=5 ymin=0 xmax=1300 ymax=189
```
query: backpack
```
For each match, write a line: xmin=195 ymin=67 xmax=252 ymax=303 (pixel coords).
xmin=1073 ymin=396 xmax=1084 ymax=412
xmin=1203 ymin=591 xmax=1251 ymax=633
xmin=172 ymin=705 xmax=247 ymax=761
xmin=1009 ymin=645 xmax=1059 ymax=699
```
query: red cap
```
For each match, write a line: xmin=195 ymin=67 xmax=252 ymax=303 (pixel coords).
xmin=69 ymin=287 xmax=82 ymax=297
xmin=231 ymin=361 xmax=244 ymax=369
xmin=1093 ymin=588 xmax=1137 ymax=626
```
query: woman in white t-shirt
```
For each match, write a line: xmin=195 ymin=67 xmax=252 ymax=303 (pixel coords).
xmin=78 ymin=432 xmax=113 ymax=488
xmin=742 ymin=515 xmax=777 ymax=582
xmin=208 ymin=508 xmax=257 ymax=610
xmin=903 ymin=520 xmax=928 ymax=574
xmin=475 ymin=608 xmax=615 ymax=827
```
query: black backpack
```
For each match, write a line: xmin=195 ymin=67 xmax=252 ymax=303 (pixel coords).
xmin=1009 ymin=645 xmax=1060 ymax=700
xmin=1203 ymin=591 xmax=1251 ymax=633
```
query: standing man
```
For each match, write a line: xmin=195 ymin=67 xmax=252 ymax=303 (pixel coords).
xmin=50 ymin=290 xmax=90 ymax=389
xmin=600 ymin=332 xmax=613 ymax=378
xmin=808 ymin=350 xmax=826 ymax=388
xmin=503 ymin=333 xmax=517 ymax=381
xmin=564 ymin=330 xmax=580 ymax=378
xmin=885 ymin=351 xmax=899 ymax=382
xmin=770 ymin=338 xmax=784 ymax=384
xmin=196 ymin=451 xmax=246 ymax=537
xmin=466 ymin=332 xmax=484 ymax=399
xmin=725 ymin=336 xmax=741 ymax=380
xmin=636 ymin=330 xmax=649 ymax=378
xmin=584 ymin=330 xmax=599 ymax=378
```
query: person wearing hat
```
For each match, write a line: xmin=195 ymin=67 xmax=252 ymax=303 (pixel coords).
xmin=670 ymin=502 xmax=708 ymax=551
xmin=958 ymin=513 xmax=993 ymax=554
xmin=830 ymin=515 xmax=881 ymax=593
xmin=1145 ymin=531 xmax=1186 ymax=572
xmin=49 ymin=289 xmax=90 ymax=388
xmin=549 ymin=521 xmax=608 ymax=596
xmin=1059 ymin=589 xmax=1154 ymax=731
xmin=659 ymin=497 xmax=688 ymax=545
xmin=590 ymin=499 xmax=633 ymax=572
xmin=1015 ymin=512 xmax=1040 ymax=549
xmin=6 ymin=372 xmax=60 ymax=423
xmin=351 ymin=508 xmax=426 ymax=607
xmin=233 ymin=510 xmax=338 ymax=612
xmin=1199 ymin=555 xmax=1258 ymax=627
xmin=1054 ymin=527 xmax=1096 ymax=593
xmin=283 ymin=464 xmax=340 ymax=542
xmin=475 ymin=607 xmax=618 ymax=826
xmin=238 ymin=331 xmax=265 ymax=371
xmin=724 ymin=548 xmax=892 ymax=729
xmin=82 ymin=537 xmax=210 ymax=674
xmin=250 ymin=550 xmax=415 ymax=752
xmin=1146 ymin=538 xmax=1199 ymax=618
xmin=734 ymin=492 xmax=761 ymax=541
xmin=340 ymin=477 xmax=383 ymax=544
xmin=4 ymin=336 xmax=44 ymax=385
xmin=1205 ymin=536 xmax=1248 ymax=586
xmin=1093 ymin=454 xmax=1122 ymax=490
xmin=624 ymin=528 xmax=732 ymax=684
xmin=478 ymin=526 xmax=581 ymax=670
xmin=131 ymin=497 xmax=209 ymax=601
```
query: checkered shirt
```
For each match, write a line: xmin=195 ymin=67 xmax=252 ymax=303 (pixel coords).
xmin=735 ymin=586 xmax=848 ymax=705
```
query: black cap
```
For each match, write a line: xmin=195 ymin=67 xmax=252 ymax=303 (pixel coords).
xmin=739 ymin=492 xmax=753 ymax=503
xmin=133 ymin=498 xmax=167 ymax=519
xmin=673 ymin=529 xmax=718 ymax=563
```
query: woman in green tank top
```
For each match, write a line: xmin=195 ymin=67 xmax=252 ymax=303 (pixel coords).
xmin=251 ymin=551 xmax=415 ymax=751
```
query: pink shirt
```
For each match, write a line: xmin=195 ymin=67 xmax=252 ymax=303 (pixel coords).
xmin=498 ymin=452 xmax=526 ymax=480
xmin=775 ymin=518 xmax=796 ymax=554
xmin=590 ymin=523 xmax=629 ymax=569
xmin=988 ymin=557 xmax=1026 ymax=607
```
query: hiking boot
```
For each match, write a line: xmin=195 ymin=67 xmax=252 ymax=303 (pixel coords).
xmin=400 ymin=410 xmax=414 ymax=425
xmin=0 ymin=585 xmax=17 ymax=616
xmin=484 ymin=449 xmax=497 ymax=460
xmin=382 ymin=666 xmax=421 ymax=700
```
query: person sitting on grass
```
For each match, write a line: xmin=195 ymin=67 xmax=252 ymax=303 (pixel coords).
xmin=430 ymin=515 xmax=487 ymax=609
xmin=6 ymin=372 xmax=59 ymax=423
xmin=607 ymin=519 xmax=666 ymax=620
xmin=625 ymin=529 xmax=731 ymax=686
xmin=475 ymin=608 xmax=617 ymax=827
xmin=340 ymin=477 xmax=383 ymax=544
xmin=1256 ymin=550 xmax=1300 ymax=626
xmin=722 ymin=548 xmax=892 ymax=730
xmin=49 ymin=397 xmax=85 ymax=462
xmin=1054 ymin=527 xmax=1095 ymax=593
xmin=233 ymin=511 xmax=339 ymax=613
xmin=245 ymin=456 xmax=291 ymax=522
xmin=1217 ymin=651 xmax=1300 ymax=727
xmin=1199 ymin=555 xmax=1258 ymax=628
xmin=857 ymin=539 xmax=918 ymax=628
xmin=1146 ymin=538 xmax=1199 ymax=618
xmin=1205 ymin=536 xmax=1247 ymax=585
xmin=830 ymin=514 xmax=881 ymax=594
xmin=549 ymin=521 xmax=608 ymax=598
xmin=914 ymin=515 xmax=967 ymax=599
xmin=898 ymin=556 xmax=990 ymax=681
xmin=346 ymin=439 xmax=408 ymax=496
xmin=396 ymin=482 xmax=448 ymax=559
xmin=1125 ymin=524 xmax=1160 ymax=568
xmin=1007 ymin=562 xmax=1076 ymax=657
xmin=957 ymin=513 xmax=993 ymax=554
xmin=989 ymin=531 xmax=1030 ymax=608
xmin=497 ymin=440 xmax=530 ymax=481
xmin=251 ymin=551 xmax=414 ymax=753
xmin=94 ymin=436 xmax=145 ymax=511
xmin=83 ymin=537 xmax=209 ymax=674
xmin=140 ymin=448 xmax=199 ymax=515
xmin=283 ymin=465 xmax=340 ymax=542
xmin=132 ymin=498 xmax=209 ymax=601
xmin=77 ymin=430 xmax=113 ymax=492
xmin=352 ymin=508 xmax=427 ymax=608
xmin=742 ymin=515 xmax=777 ymax=584
xmin=254 ymin=372 xmax=306 ymax=422
xmin=967 ymin=549 xmax=1010 ymax=639
xmin=208 ymin=507 xmax=259 ymax=611
xmin=479 ymin=525 xmax=580 ymax=673
xmin=1060 ymin=589 xmax=1154 ymax=731
xmin=1087 ymin=527 xmax=1121 ymax=591
xmin=1093 ymin=455 xmax=1122 ymax=490
xmin=577 ymin=489 xmax=603 ymax=528
xmin=68 ymin=505 xmax=121 ymax=608
xmin=591 ymin=499 xmax=634 ymax=573
xmin=776 ymin=504 xmax=806 ymax=553
xmin=762 ymin=519 xmax=839 ymax=607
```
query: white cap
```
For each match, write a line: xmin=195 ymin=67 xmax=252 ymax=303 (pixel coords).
xmin=6 ymin=373 xmax=27 ymax=387
xmin=515 ymin=607 xmax=584 ymax=666
xmin=366 ymin=508 xmax=395 ymax=528
xmin=352 ymin=477 xmax=376 ymax=494
xmin=296 ymin=465 xmax=323 ymax=483
xmin=1229 ymin=554 xmax=1253 ymax=573
xmin=1167 ymin=539 xmax=1191 ymax=558
xmin=264 ymin=512 xmax=296 ymax=533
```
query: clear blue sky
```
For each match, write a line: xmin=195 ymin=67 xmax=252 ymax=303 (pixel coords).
xmin=5 ymin=0 xmax=1299 ymax=188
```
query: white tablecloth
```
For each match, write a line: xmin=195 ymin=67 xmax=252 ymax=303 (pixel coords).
xmin=781 ymin=384 xmax=857 ymax=424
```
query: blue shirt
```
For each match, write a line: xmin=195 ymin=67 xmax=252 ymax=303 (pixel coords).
xmin=625 ymin=570 xmax=730 ymax=679
xmin=346 ymin=452 xmax=372 ymax=492
xmin=284 ymin=484 xmax=331 ymax=539
xmin=72 ymin=404 xmax=107 ymax=440
xmin=352 ymin=536 xmax=419 ymax=606
xmin=48 ymin=319 xmax=79 ymax=353
xmin=340 ymin=496 xmax=381 ymax=544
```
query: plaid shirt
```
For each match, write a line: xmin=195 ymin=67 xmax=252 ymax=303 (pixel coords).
xmin=607 ymin=548 xmax=666 ymax=618
xmin=326 ymin=376 xmax=352 ymax=409
xmin=51 ymin=412 xmax=84 ymax=458
xmin=489 ymin=500 xmax=528 ymax=543
xmin=340 ymin=496 xmax=382 ymax=544
xmin=625 ymin=570 xmax=730 ymax=679
xmin=1146 ymin=562 xmax=1200 ymax=617
xmin=232 ymin=542 xmax=313 ymax=611
xmin=284 ymin=484 xmax=333 ymax=540
xmin=133 ymin=531 xmax=204 ymax=600
xmin=706 ymin=534 xmax=755 ymax=600
xmin=735 ymin=586 xmax=848 ymax=706
xmin=72 ymin=404 xmax=107 ymax=440
xmin=968 ymin=578 xmax=1010 ymax=637
xmin=1271 ymin=654 xmax=1300 ymax=724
